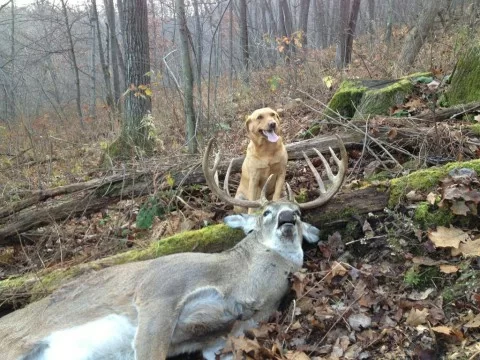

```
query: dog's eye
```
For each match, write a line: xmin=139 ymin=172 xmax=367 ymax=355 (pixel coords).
xmin=270 ymin=113 xmax=275 ymax=117
xmin=257 ymin=115 xmax=263 ymax=120
xmin=263 ymin=210 xmax=271 ymax=217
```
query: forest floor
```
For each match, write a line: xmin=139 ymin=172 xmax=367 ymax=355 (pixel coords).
xmin=1 ymin=30 xmax=480 ymax=359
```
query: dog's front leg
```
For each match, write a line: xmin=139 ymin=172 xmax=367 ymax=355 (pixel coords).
xmin=272 ymin=171 xmax=286 ymax=201
xmin=247 ymin=175 xmax=260 ymax=214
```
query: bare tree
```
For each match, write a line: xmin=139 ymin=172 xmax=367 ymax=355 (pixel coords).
xmin=104 ymin=0 xmax=121 ymax=112
xmin=335 ymin=0 xmax=350 ymax=69
xmin=239 ymin=0 xmax=249 ymax=82
xmin=91 ymin=0 xmax=115 ymax=120
xmin=60 ymin=0 xmax=84 ymax=129
xmin=385 ymin=0 xmax=393 ymax=46
xmin=176 ymin=0 xmax=197 ymax=154
xmin=121 ymin=0 xmax=153 ymax=152
xmin=397 ymin=0 xmax=448 ymax=70
xmin=299 ymin=0 xmax=311 ymax=46
xmin=345 ymin=0 xmax=361 ymax=64
xmin=367 ymin=0 xmax=375 ymax=36
xmin=89 ymin=6 xmax=96 ymax=120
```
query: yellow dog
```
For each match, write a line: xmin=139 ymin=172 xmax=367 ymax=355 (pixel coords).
xmin=235 ymin=107 xmax=288 ymax=213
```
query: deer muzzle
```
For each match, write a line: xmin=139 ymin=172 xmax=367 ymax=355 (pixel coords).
xmin=277 ymin=210 xmax=296 ymax=227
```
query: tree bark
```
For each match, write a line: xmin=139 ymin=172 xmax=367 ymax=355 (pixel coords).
xmin=385 ymin=0 xmax=393 ymax=46
xmin=345 ymin=0 xmax=361 ymax=64
xmin=299 ymin=0 xmax=311 ymax=47
xmin=104 ymin=0 xmax=121 ymax=112
xmin=176 ymin=0 xmax=197 ymax=154
xmin=397 ymin=0 xmax=447 ymax=70
xmin=122 ymin=0 xmax=154 ymax=151
xmin=335 ymin=0 xmax=350 ymax=69
xmin=367 ymin=0 xmax=375 ymax=36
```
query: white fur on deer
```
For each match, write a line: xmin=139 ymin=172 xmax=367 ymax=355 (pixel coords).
xmin=0 ymin=136 xmax=346 ymax=360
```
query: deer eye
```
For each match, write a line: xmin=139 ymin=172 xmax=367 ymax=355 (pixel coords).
xmin=263 ymin=210 xmax=271 ymax=217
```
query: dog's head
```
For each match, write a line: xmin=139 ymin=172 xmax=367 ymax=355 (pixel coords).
xmin=245 ymin=108 xmax=281 ymax=144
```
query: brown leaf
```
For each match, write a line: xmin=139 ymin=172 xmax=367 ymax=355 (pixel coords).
xmin=405 ymin=308 xmax=429 ymax=326
xmin=456 ymin=238 xmax=480 ymax=257
xmin=291 ymin=272 xmax=308 ymax=298
xmin=387 ymin=127 xmax=398 ymax=141
xmin=412 ymin=256 xmax=441 ymax=266
xmin=439 ymin=264 xmax=459 ymax=274
xmin=465 ymin=313 xmax=480 ymax=328
xmin=285 ymin=351 xmax=310 ymax=360
xmin=331 ymin=261 xmax=348 ymax=277
xmin=450 ymin=200 xmax=470 ymax=216
xmin=427 ymin=226 xmax=469 ymax=248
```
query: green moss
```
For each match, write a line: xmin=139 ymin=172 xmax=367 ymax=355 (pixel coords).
xmin=388 ymin=159 xmax=480 ymax=207
xmin=413 ymin=202 xmax=454 ymax=228
xmin=445 ymin=46 xmax=480 ymax=105
xmin=442 ymin=269 xmax=479 ymax=304
xmin=469 ymin=124 xmax=480 ymax=136
xmin=325 ymin=80 xmax=367 ymax=118
xmin=354 ymin=79 xmax=413 ymax=117
xmin=0 ymin=224 xmax=244 ymax=305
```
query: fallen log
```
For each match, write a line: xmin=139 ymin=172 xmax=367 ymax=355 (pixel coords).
xmin=419 ymin=101 xmax=480 ymax=122
xmin=0 ymin=186 xmax=389 ymax=312
xmin=0 ymin=133 xmax=363 ymax=245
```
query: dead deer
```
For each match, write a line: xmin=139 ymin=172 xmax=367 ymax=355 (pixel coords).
xmin=0 ymin=137 xmax=347 ymax=360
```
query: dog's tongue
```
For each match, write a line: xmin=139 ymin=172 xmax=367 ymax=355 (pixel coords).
xmin=263 ymin=130 xmax=279 ymax=143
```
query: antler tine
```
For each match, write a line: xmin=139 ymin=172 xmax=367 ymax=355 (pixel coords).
xmin=285 ymin=183 xmax=295 ymax=202
xmin=223 ymin=159 xmax=234 ymax=196
xmin=260 ymin=174 xmax=274 ymax=205
xmin=203 ymin=138 xmax=263 ymax=209
xmin=298 ymin=135 xmax=348 ymax=210
xmin=302 ymin=151 xmax=326 ymax=193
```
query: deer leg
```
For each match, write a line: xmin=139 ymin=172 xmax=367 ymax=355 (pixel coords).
xmin=134 ymin=303 xmax=174 ymax=360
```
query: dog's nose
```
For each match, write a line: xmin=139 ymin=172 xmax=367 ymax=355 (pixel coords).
xmin=278 ymin=210 xmax=295 ymax=226
xmin=268 ymin=121 xmax=277 ymax=130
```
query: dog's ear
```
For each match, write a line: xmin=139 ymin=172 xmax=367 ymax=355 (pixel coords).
xmin=245 ymin=115 xmax=252 ymax=132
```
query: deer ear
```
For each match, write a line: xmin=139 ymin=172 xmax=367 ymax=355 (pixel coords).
xmin=301 ymin=222 xmax=320 ymax=243
xmin=224 ymin=214 xmax=257 ymax=234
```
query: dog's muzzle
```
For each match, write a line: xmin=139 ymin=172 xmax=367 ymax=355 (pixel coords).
xmin=268 ymin=121 xmax=277 ymax=130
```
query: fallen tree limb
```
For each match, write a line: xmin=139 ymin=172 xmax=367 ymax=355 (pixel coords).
xmin=0 ymin=186 xmax=389 ymax=311
xmin=419 ymin=101 xmax=480 ymax=122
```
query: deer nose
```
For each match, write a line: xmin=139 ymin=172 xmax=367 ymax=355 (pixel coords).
xmin=278 ymin=210 xmax=295 ymax=226
xmin=268 ymin=121 xmax=277 ymax=130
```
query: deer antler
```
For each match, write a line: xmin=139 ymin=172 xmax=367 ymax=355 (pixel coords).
xmin=203 ymin=138 xmax=268 ymax=209
xmin=298 ymin=135 xmax=348 ymax=210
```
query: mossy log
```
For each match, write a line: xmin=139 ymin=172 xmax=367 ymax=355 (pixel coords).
xmin=325 ymin=73 xmax=431 ymax=118
xmin=0 ymin=186 xmax=389 ymax=312
xmin=445 ymin=46 xmax=480 ymax=106
xmin=0 ymin=224 xmax=245 ymax=312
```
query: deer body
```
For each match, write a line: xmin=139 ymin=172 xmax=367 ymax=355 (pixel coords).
xmin=0 ymin=204 xmax=309 ymax=360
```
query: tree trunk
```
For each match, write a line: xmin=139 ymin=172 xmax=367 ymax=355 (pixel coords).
xmin=367 ymin=0 xmax=375 ymax=36
xmin=345 ymin=0 xmax=361 ymax=65
xmin=385 ymin=0 xmax=393 ymax=46
xmin=397 ymin=0 xmax=447 ymax=70
xmin=104 ymin=0 xmax=121 ymax=114
xmin=121 ymin=0 xmax=153 ymax=151
xmin=176 ymin=0 xmax=197 ymax=154
xmin=299 ymin=0 xmax=311 ymax=47
xmin=239 ymin=0 xmax=249 ymax=83
xmin=91 ymin=0 xmax=115 ymax=123
xmin=192 ymin=0 xmax=203 ymax=136
xmin=60 ymin=0 xmax=84 ymax=129
xmin=89 ymin=6 xmax=97 ymax=120
xmin=9 ymin=0 xmax=15 ymax=121
xmin=316 ymin=0 xmax=328 ymax=49
xmin=229 ymin=0 xmax=233 ymax=88
xmin=335 ymin=0 xmax=350 ymax=69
